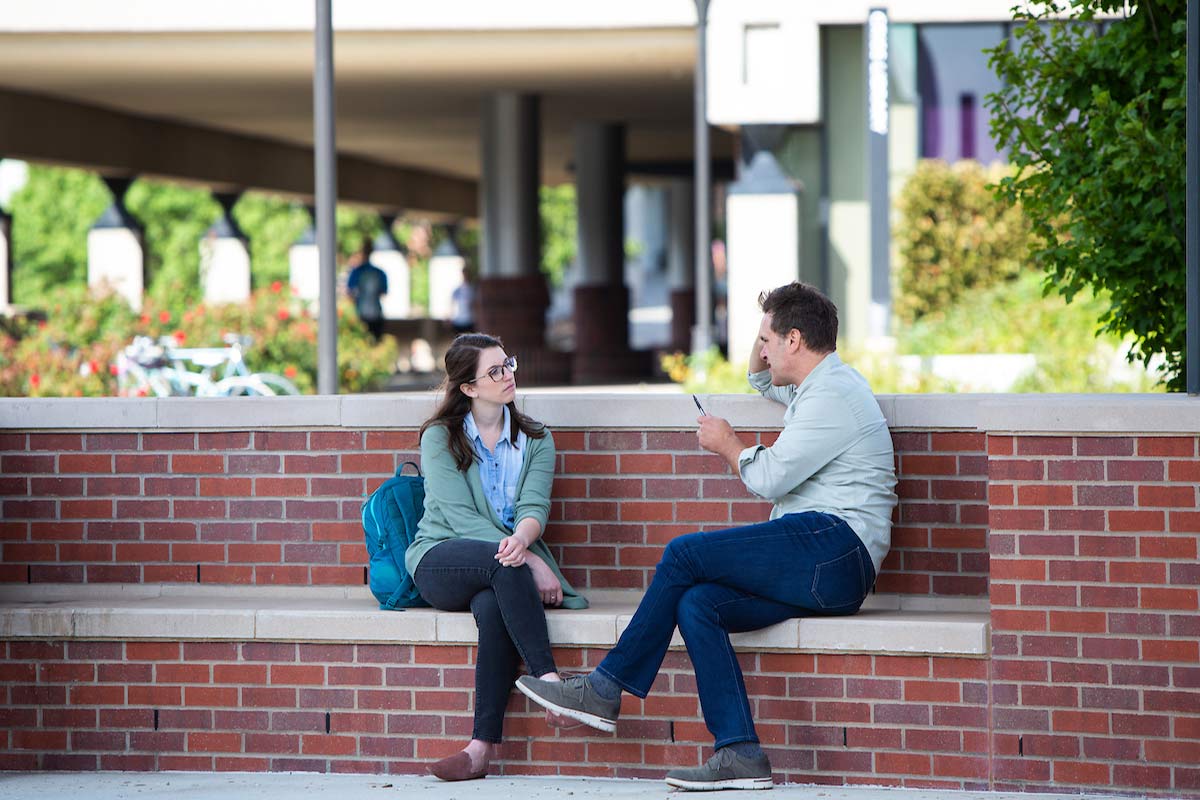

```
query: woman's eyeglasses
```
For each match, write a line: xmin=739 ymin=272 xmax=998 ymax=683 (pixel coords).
xmin=466 ymin=356 xmax=518 ymax=384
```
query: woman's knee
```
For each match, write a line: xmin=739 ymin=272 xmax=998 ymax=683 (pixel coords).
xmin=470 ymin=589 xmax=503 ymax=625
xmin=490 ymin=562 xmax=535 ymax=593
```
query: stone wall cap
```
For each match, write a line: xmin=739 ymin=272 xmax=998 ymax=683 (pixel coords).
xmin=3 ymin=393 xmax=1195 ymax=434
xmin=0 ymin=586 xmax=987 ymax=655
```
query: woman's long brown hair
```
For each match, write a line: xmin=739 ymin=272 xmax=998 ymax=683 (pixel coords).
xmin=419 ymin=333 xmax=546 ymax=472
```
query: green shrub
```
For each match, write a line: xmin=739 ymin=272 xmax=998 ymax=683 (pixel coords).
xmin=894 ymin=159 xmax=1035 ymax=323
xmin=1 ymin=284 xmax=398 ymax=397
xmin=662 ymin=271 xmax=1160 ymax=395
xmin=661 ymin=348 xmax=756 ymax=395
xmin=901 ymin=269 xmax=1161 ymax=392
xmin=8 ymin=165 xmax=110 ymax=304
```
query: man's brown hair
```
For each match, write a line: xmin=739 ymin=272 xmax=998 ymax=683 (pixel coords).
xmin=758 ymin=281 xmax=838 ymax=353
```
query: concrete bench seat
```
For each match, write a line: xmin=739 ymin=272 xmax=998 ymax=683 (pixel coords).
xmin=0 ymin=585 xmax=989 ymax=657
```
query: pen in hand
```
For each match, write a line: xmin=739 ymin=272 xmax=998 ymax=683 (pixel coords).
xmin=692 ymin=395 xmax=707 ymax=416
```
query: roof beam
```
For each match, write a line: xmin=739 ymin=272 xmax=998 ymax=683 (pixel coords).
xmin=0 ymin=88 xmax=477 ymax=217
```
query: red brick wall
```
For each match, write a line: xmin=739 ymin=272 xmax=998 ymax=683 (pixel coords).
xmin=0 ymin=428 xmax=990 ymax=597
xmin=988 ymin=435 xmax=1200 ymax=796
xmin=0 ymin=639 xmax=989 ymax=788
xmin=4 ymin=426 xmax=1198 ymax=795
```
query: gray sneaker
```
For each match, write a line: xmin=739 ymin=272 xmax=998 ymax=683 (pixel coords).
xmin=664 ymin=748 xmax=773 ymax=791
xmin=514 ymin=674 xmax=620 ymax=733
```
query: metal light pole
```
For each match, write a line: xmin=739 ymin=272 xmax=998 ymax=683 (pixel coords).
xmin=1188 ymin=0 xmax=1198 ymax=394
xmin=691 ymin=0 xmax=714 ymax=355
xmin=314 ymin=0 xmax=338 ymax=395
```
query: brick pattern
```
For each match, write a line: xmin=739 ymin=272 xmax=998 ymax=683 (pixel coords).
xmin=989 ymin=435 xmax=1200 ymax=796
xmin=3 ymin=426 xmax=1200 ymax=794
xmin=885 ymin=431 xmax=989 ymax=596
xmin=0 ymin=431 xmax=419 ymax=586
xmin=0 ymin=428 xmax=988 ymax=597
xmin=0 ymin=639 xmax=988 ymax=787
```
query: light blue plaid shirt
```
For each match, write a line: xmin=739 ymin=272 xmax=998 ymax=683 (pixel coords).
xmin=464 ymin=406 xmax=526 ymax=531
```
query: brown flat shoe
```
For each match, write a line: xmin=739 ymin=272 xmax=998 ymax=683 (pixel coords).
xmin=428 ymin=750 xmax=488 ymax=782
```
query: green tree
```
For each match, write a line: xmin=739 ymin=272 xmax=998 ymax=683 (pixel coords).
xmin=540 ymin=184 xmax=577 ymax=287
xmin=8 ymin=164 xmax=109 ymax=304
xmin=126 ymin=179 xmax=221 ymax=309
xmin=986 ymin=0 xmax=1185 ymax=388
xmin=231 ymin=194 xmax=311 ymax=291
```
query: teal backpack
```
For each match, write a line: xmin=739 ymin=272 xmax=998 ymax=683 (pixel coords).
xmin=361 ymin=462 xmax=429 ymax=610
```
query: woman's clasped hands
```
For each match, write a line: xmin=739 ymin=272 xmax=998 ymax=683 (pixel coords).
xmin=496 ymin=533 xmax=562 ymax=607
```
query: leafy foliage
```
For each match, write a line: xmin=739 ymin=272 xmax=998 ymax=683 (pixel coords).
xmin=228 ymin=193 xmax=310 ymax=291
xmin=894 ymin=159 xmax=1036 ymax=323
xmin=540 ymin=184 xmax=577 ymax=288
xmin=0 ymin=283 xmax=398 ymax=397
xmin=901 ymin=270 xmax=1160 ymax=392
xmin=9 ymin=165 xmax=110 ymax=303
xmin=665 ymin=271 xmax=1159 ymax=394
xmin=126 ymin=179 xmax=222 ymax=310
xmin=661 ymin=347 xmax=756 ymax=395
xmin=986 ymin=0 xmax=1185 ymax=388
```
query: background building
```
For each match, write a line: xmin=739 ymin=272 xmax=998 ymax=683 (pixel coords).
xmin=0 ymin=0 xmax=1022 ymax=382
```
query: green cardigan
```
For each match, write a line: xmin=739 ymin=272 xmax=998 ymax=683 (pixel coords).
xmin=404 ymin=422 xmax=588 ymax=609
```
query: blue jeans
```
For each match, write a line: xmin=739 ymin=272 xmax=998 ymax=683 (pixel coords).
xmin=596 ymin=512 xmax=875 ymax=749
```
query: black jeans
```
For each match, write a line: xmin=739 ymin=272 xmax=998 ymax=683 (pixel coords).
xmin=413 ymin=538 xmax=557 ymax=743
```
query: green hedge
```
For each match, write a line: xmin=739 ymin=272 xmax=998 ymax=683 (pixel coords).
xmin=894 ymin=159 xmax=1036 ymax=324
xmin=0 ymin=284 xmax=398 ymax=397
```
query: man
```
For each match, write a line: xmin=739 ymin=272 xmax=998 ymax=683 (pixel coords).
xmin=516 ymin=282 xmax=897 ymax=791
xmin=346 ymin=241 xmax=388 ymax=341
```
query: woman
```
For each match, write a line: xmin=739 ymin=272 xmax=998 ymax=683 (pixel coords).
xmin=405 ymin=333 xmax=587 ymax=782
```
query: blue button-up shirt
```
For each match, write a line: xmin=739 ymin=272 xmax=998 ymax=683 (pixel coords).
xmin=464 ymin=406 xmax=526 ymax=531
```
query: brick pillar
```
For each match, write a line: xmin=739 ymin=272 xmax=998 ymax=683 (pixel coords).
xmin=572 ymin=122 xmax=650 ymax=383
xmin=475 ymin=275 xmax=569 ymax=385
xmin=669 ymin=288 xmax=695 ymax=353
xmin=473 ymin=93 xmax=569 ymax=385
xmin=573 ymin=284 xmax=652 ymax=383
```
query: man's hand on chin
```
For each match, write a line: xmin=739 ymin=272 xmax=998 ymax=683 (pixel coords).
xmin=697 ymin=415 xmax=744 ymax=473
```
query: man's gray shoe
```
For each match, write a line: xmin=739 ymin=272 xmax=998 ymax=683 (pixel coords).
xmin=514 ymin=675 xmax=619 ymax=733
xmin=664 ymin=748 xmax=773 ymax=791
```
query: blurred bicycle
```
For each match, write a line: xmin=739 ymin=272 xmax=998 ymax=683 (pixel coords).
xmin=116 ymin=334 xmax=300 ymax=397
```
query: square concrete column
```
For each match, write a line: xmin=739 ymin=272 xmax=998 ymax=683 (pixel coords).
xmin=475 ymin=92 xmax=567 ymax=383
xmin=667 ymin=179 xmax=696 ymax=352
xmin=199 ymin=192 xmax=251 ymax=305
xmin=476 ymin=93 xmax=549 ymax=343
xmin=373 ymin=217 xmax=410 ymax=319
xmin=427 ymin=230 xmax=465 ymax=320
xmin=289 ymin=207 xmax=319 ymax=304
xmin=726 ymin=151 xmax=803 ymax=365
xmin=572 ymin=122 xmax=649 ymax=382
xmin=0 ymin=209 xmax=11 ymax=308
xmin=87 ymin=178 xmax=145 ymax=311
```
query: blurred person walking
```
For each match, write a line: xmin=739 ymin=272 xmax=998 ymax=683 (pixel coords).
xmin=346 ymin=241 xmax=388 ymax=341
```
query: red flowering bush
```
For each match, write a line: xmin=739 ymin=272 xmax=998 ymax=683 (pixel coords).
xmin=0 ymin=284 xmax=398 ymax=397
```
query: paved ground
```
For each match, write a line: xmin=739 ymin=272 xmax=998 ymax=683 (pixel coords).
xmin=0 ymin=773 xmax=1136 ymax=800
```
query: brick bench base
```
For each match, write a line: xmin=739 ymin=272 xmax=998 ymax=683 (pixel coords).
xmin=1 ymin=585 xmax=989 ymax=786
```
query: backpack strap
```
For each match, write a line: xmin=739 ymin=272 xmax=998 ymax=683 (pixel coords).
xmin=396 ymin=461 xmax=422 ymax=478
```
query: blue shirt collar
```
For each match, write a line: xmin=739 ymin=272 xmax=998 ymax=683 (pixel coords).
xmin=464 ymin=405 xmax=520 ymax=450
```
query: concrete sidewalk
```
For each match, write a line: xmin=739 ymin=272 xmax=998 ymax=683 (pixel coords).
xmin=0 ymin=773 xmax=1138 ymax=800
